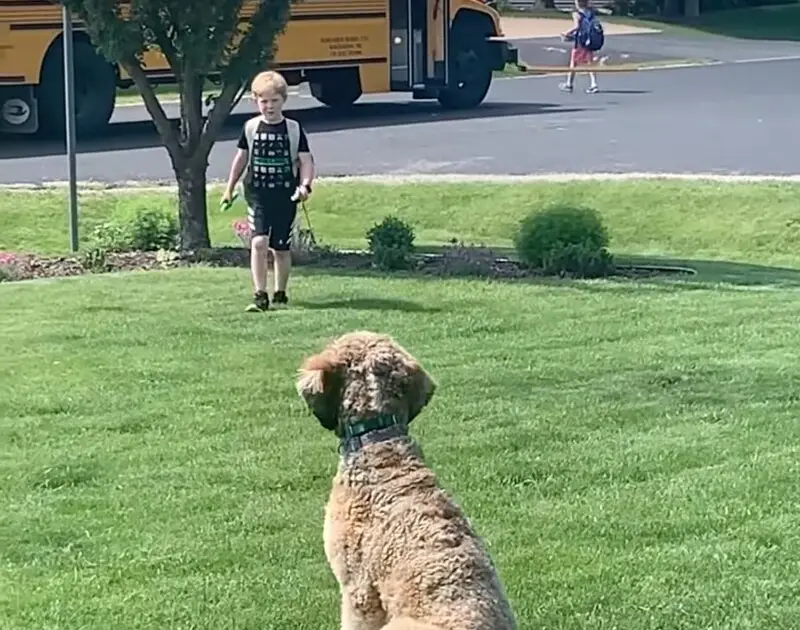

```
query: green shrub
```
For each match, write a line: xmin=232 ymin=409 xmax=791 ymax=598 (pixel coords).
xmin=87 ymin=208 xmax=178 ymax=253
xmin=366 ymin=216 xmax=416 ymax=271
xmin=514 ymin=203 xmax=614 ymax=278
xmin=88 ymin=221 xmax=129 ymax=253
xmin=79 ymin=247 xmax=110 ymax=273
xmin=129 ymin=208 xmax=179 ymax=251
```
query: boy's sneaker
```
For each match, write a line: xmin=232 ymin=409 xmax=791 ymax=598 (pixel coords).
xmin=559 ymin=82 xmax=574 ymax=93
xmin=245 ymin=290 xmax=270 ymax=312
xmin=586 ymin=85 xmax=599 ymax=94
xmin=272 ymin=290 xmax=289 ymax=307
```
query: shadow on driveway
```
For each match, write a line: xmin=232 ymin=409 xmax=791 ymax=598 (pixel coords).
xmin=1 ymin=100 xmax=587 ymax=160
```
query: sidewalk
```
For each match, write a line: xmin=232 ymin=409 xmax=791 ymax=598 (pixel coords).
xmin=500 ymin=16 xmax=661 ymax=39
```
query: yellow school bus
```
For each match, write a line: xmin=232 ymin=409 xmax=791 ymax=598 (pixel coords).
xmin=0 ymin=0 xmax=517 ymax=136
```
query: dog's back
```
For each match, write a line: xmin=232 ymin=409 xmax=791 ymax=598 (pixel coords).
xmin=328 ymin=439 xmax=517 ymax=630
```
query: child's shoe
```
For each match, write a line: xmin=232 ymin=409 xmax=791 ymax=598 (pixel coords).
xmin=586 ymin=85 xmax=599 ymax=94
xmin=559 ymin=82 xmax=574 ymax=93
xmin=245 ymin=290 xmax=270 ymax=312
xmin=272 ymin=290 xmax=289 ymax=307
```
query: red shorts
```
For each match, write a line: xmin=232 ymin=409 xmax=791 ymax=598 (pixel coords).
xmin=571 ymin=47 xmax=594 ymax=66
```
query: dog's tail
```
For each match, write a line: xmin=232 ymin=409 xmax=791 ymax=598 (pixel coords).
xmin=380 ymin=619 xmax=446 ymax=630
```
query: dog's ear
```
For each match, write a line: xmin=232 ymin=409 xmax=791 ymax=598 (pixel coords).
xmin=296 ymin=350 xmax=342 ymax=432
xmin=405 ymin=361 xmax=436 ymax=424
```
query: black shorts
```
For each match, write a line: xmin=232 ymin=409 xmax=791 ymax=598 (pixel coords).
xmin=245 ymin=189 xmax=297 ymax=251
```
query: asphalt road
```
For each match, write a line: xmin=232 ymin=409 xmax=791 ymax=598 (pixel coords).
xmin=1 ymin=35 xmax=799 ymax=182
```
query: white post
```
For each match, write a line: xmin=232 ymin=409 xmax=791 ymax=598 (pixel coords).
xmin=62 ymin=5 xmax=79 ymax=252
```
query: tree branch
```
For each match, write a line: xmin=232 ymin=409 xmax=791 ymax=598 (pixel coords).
xmin=121 ymin=58 xmax=184 ymax=164
xmin=190 ymin=0 xmax=294 ymax=164
xmin=180 ymin=69 xmax=205 ymax=156
xmin=221 ymin=2 xmax=292 ymax=86
xmin=154 ymin=23 xmax=183 ymax=85
xmin=194 ymin=78 xmax=243 ymax=166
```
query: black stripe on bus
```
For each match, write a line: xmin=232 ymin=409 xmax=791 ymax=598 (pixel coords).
xmin=140 ymin=56 xmax=387 ymax=76
xmin=292 ymin=11 xmax=385 ymax=20
xmin=10 ymin=21 xmax=82 ymax=30
xmin=0 ymin=75 xmax=26 ymax=83
xmin=134 ymin=56 xmax=387 ymax=81
xmin=275 ymin=56 xmax=386 ymax=70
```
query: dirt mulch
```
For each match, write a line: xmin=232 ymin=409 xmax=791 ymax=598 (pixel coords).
xmin=0 ymin=246 xmax=694 ymax=284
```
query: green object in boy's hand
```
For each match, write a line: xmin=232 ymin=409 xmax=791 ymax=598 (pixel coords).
xmin=220 ymin=193 xmax=239 ymax=212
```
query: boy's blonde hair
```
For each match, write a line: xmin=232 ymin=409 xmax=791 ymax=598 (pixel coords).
xmin=251 ymin=71 xmax=288 ymax=100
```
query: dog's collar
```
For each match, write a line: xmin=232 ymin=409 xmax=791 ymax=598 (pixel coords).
xmin=338 ymin=414 xmax=407 ymax=456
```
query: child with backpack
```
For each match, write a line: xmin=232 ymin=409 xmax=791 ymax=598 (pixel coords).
xmin=559 ymin=0 xmax=605 ymax=94
xmin=221 ymin=70 xmax=315 ymax=312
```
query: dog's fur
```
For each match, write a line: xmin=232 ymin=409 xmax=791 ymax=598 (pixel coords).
xmin=296 ymin=331 xmax=517 ymax=630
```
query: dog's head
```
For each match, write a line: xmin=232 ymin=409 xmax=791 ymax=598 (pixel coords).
xmin=295 ymin=331 xmax=436 ymax=434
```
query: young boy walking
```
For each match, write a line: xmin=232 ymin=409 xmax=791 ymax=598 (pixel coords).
xmin=559 ymin=0 xmax=603 ymax=94
xmin=222 ymin=70 xmax=315 ymax=312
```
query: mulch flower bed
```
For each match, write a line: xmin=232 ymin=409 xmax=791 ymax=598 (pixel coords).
xmin=0 ymin=246 xmax=695 ymax=283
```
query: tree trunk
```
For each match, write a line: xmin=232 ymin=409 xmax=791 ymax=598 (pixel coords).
xmin=175 ymin=166 xmax=211 ymax=251
xmin=662 ymin=0 xmax=681 ymax=16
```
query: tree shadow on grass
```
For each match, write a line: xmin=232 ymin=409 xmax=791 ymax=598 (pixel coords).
xmin=294 ymin=252 xmax=800 ymax=293
xmin=293 ymin=296 xmax=440 ymax=313
xmin=620 ymin=255 xmax=800 ymax=289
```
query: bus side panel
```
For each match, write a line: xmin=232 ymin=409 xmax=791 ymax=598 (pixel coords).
xmin=358 ymin=61 xmax=390 ymax=94
xmin=275 ymin=16 xmax=389 ymax=68
xmin=121 ymin=15 xmax=392 ymax=81
xmin=0 ymin=26 xmax=57 ymax=85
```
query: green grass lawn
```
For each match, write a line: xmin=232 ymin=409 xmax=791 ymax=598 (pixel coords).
xmin=4 ymin=180 xmax=800 ymax=281
xmin=639 ymin=3 xmax=800 ymax=41
xmin=2 ymin=265 xmax=800 ymax=629
xmin=3 ymin=180 xmax=800 ymax=627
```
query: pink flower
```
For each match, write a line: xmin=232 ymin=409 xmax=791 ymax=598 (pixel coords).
xmin=232 ymin=219 xmax=251 ymax=247
xmin=232 ymin=220 xmax=250 ymax=236
xmin=0 ymin=252 xmax=18 ymax=265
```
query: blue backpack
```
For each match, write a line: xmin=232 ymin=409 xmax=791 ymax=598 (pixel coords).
xmin=576 ymin=10 xmax=604 ymax=52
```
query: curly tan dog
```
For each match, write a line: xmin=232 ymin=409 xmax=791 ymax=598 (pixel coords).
xmin=296 ymin=331 xmax=517 ymax=630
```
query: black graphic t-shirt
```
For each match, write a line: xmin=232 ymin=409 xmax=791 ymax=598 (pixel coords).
xmin=237 ymin=118 xmax=309 ymax=209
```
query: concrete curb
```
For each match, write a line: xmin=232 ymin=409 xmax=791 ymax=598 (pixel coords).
xmin=2 ymin=172 xmax=799 ymax=194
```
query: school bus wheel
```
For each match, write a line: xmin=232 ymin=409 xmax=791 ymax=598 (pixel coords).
xmin=437 ymin=13 xmax=493 ymax=110
xmin=36 ymin=36 xmax=117 ymax=138
xmin=309 ymin=67 xmax=363 ymax=108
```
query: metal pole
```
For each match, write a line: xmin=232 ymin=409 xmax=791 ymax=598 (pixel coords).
xmin=62 ymin=5 xmax=79 ymax=252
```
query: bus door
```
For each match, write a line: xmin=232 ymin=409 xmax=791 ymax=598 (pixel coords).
xmin=390 ymin=0 xmax=445 ymax=90
xmin=426 ymin=0 xmax=448 ymax=87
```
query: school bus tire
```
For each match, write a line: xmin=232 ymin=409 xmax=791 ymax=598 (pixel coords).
xmin=309 ymin=68 xmax=363 ymax=108
xmin=437 ymin=12 xmax=493 ymax=110
xmin=37 ymin=37 xmax=117 ymax=138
